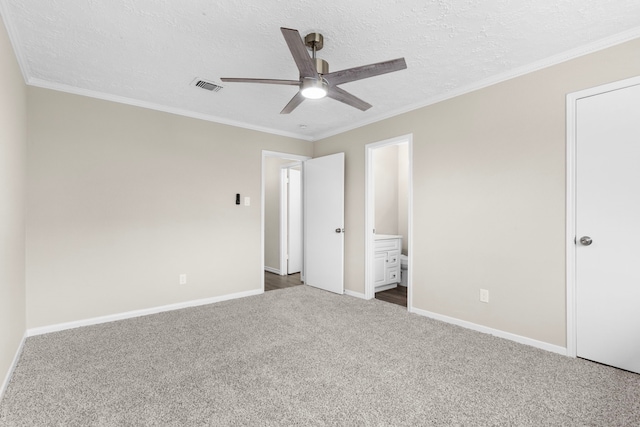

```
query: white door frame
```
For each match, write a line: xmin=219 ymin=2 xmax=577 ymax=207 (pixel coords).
xmin=565 ymin=75 xmax=640 ymax=358
xmin=262 ymin=151 xmax=311 ymax=291
xmin=364 ymin=134 xmax=414 ymax=310
xmin=279 ymin=168 xmax=288 ymax=276
xmin=279 ymin=162 xmax=302 ymax=275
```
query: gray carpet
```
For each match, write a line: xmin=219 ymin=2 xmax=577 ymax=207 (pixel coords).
xmin=1 ymin=286 xmax=639 ymax=426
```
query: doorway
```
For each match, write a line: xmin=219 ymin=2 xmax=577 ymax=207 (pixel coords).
xmin=365 ymin=134 xmax=413 ymax=310
xmin=566 ymin=76 xmax=640 ymax=373
xmin=262 ymin=151 xmax=310 ymax=291
xmin=262 ymin=151 xmax=345 ymax=295
xmin=279 ymin=164 xmax=303 ymax=276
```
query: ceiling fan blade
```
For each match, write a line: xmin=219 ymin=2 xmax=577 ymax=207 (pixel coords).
xmin=323 ymin=58 xmax=407 ymax=86
xmin=280 ymin=27 xmax=317 ymax=78
xmin=220 ymin=78 xmax=299 ymax=86
xmin=280 ymin=92 xmax=305 ymax=114
xmin=327 ymin=86 xmax=372 ymax=111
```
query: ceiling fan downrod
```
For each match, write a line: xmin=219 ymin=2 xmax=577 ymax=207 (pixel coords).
xmin=305 ymin=32 xmax=329 ymax=75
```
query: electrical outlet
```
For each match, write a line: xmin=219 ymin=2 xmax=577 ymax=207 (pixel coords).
xmin=480 ymin=289 xmax=489 ymax=303
xmin=179 ymin=274 xmax=187 ymax=285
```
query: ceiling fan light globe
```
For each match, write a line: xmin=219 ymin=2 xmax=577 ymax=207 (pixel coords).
xmin=301 ymin=87 xmax=327 ymax=99
xmin=301 ymin=79 xmax=328 ymax=99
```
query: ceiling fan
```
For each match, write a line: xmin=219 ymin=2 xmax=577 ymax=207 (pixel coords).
xmin=220 ymin=27 xmax=407 ymax=114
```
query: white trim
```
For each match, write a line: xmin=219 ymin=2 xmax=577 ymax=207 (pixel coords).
xmin=566 ymin=90 xmax=577 ymax=358
xmin=412 ymin=307 xmax=567 ymax=356
xmin=313 ymin=28 xmax=640 ymax=141
xmin=261 ymin=151 xmax=311 ymax=291
xmin=0 ymin=332 xmax=26 ymax=400
xmin=406 ymin=140 xmax=414 ymax=312
xmin=344 ymin=289 xmax=366 ymax=299
xmin=565 ymin=75 xmax=640 ymax=359
xmin=27 ymin=78 xmax=314 ymax=142
xmin=364 ymin=134 xmax=413 ymax=306
xmin=262 ymin=151 xmax=311 ymax=161
xmin=27 ymin=289 xmax=263 ymax=337
xmin=364 ymin=145 xmax=375 ymax=301
xmin=264 ymin=266 xmax=280 ymax=275
xmin=279 ymin=168 xmax=288 ymax=276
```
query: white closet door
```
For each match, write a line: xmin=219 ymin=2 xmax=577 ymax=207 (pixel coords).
xmin=576 ymin=82 xmax=640 ymax=374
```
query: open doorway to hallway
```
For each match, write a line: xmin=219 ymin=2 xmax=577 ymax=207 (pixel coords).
xmin=262 ymin=151 xmax=310 ymax=292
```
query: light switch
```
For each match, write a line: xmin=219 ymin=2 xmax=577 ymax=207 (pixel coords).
xmin=244 ymin=196 xmax=250 ymax=206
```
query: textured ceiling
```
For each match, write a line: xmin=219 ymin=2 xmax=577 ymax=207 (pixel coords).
xmin=2 ymin=0 xmax=640 ymax=140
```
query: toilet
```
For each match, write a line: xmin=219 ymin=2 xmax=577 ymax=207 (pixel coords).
xmin=400 ymin=254 xmax=408 ymax=287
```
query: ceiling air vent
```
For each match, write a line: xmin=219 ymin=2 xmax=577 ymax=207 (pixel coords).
xmin=192 ymin=78 xmax=223 ymax=92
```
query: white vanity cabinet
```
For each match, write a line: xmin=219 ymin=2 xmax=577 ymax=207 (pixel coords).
xmin=374 ymin=235 xmax=402 ymax=292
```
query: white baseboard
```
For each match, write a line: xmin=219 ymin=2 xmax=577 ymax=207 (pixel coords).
xmin=344 ymin=289 xmax=367 ymax=299
xmin=1 ymin=332 xmax=26 ymax=401
xmin=27 ymin=288 xmax=264 ymax=337
xmin=264 ymin=266 xmax=280 ymax=275
xmin=410 ymin=307 xmax=567 ymax=356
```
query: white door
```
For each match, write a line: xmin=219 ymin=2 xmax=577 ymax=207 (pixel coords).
xmin=287 ymin=168 xmax=302 ymax=274
xmin=576 ymin=82 xmax=640 ymax=374
xmin=304 ymin=153 xmax=345 ymax=294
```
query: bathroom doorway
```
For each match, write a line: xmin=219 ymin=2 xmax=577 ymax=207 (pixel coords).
xmin=364 ymin=135 xmax=413 ymax=309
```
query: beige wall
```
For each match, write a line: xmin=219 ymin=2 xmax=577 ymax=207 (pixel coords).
xmin=398 ymin=143 xmax=408 ymax=255
xmin=0 ymin=16 xmax=26 ymax=391
xmin=373 ymin=144 xmax=399 ymax=235
xmin=373 ymin=143 xmax=409 ymax=254
xmin=26 ymin=88 xmax=311 ymax=328
xmin=314 ymin=38 xmax=640 ymax=347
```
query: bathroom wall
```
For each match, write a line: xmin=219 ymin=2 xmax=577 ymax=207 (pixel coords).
xmin=398 ymin=143 xmax=409 ymax=254
xmin=373 ymin=143 xmax=409 ymax=254
xmin=373 ymin=145 xmax=399 ymax=235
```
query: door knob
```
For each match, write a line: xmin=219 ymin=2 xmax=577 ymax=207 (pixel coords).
xmin=335 ymin=228 xmax=343 ymax=233
xmin=579 ymin=236 xmax=593 ymax=246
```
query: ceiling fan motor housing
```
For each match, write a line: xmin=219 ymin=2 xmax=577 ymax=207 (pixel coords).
xmin=315 ymin=58 xmax=329 ymax=74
